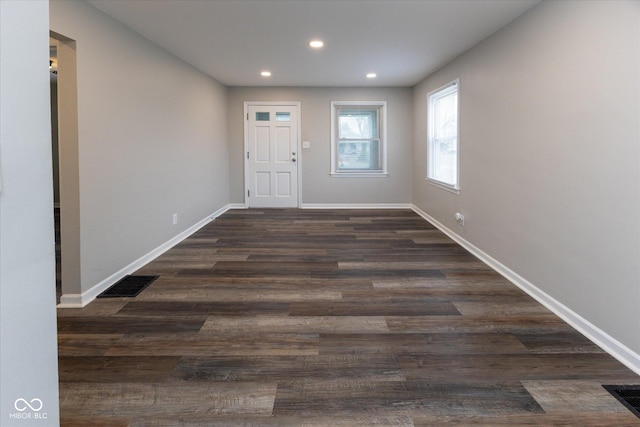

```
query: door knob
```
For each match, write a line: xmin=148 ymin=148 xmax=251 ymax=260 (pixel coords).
xmin=292 ymin=158 xmax=297 ymax=162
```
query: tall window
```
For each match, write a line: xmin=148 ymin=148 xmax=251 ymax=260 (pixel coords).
xmin=331 ymin=101 xmax=387 ymax=176
xmin=427 ymin=80 xmax=459 ymax=191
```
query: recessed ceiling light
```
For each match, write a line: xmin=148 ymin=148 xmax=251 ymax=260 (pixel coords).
xmin=366 ymin=73 xmax=377 ymax=79
xmin=261 ymin=71 xmax=272 ymax=77
xmin=309 ymin=40 xmax=324 ymax=49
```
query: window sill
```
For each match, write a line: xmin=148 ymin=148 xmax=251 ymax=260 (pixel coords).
xmin=331 ymin=172 xmax=388 ymax=178
xmin=426 ymin=178 xmax=460 ymax=194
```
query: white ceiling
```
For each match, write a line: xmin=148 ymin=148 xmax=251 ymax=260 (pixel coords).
xmin=87 ymin=0 xmax=541 ymax=87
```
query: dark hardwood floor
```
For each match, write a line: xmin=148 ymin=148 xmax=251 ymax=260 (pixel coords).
xmin=57 ymin=209 xmax=640 ymax=426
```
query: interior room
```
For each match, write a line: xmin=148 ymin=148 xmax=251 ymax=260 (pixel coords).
xmin=1 ymin=0 xmax=638 ymax=424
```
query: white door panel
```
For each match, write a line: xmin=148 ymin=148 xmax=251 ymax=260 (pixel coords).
xmin=255 ymin=172 xmax=271 ymax=197
xmin=276 ymin=172 xmax=292 ymax=197
xmin=246 ymin=104 xmax=299 ymax=208
xmin=255 ymin=127 xmax=270 ymax=163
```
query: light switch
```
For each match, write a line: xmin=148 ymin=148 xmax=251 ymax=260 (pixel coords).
xmin=303 ymin=141 xmax=311 ymax=149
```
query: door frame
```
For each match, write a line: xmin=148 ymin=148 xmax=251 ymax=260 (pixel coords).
xmin=243 ymin=101 xmax=302 ymax=208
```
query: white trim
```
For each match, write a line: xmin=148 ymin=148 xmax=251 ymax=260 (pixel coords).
xmin=243 ymin=101 xmax=302 ymax=208
xmin=330 ymin=173 xmax=389 ymax=178
xmin=301 ymin=203 xmax=412 ymax=210
xmin=411 ymin=204 xmax=640 ymax=377
xmin=57 ymin=204 xmax=233 ymax=308
xmin=426 ymin=178 xmax=461 ymax=195
xmin=227 ymin=203 xmax=247 ymax=210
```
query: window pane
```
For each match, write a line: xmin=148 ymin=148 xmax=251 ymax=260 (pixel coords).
xmin=434 ymin=92 xmax=457 ymax=139
xmin=338 ymin=140 xmax=379 ymax=170
xmin=256 ymin=112 xmax=270 ymax=121
xmin=432 ymin=138 xmax=457 ymax=185
xmin=276 ymin=112 xmax=290 ymax=121
xmin=338 ymin=110 xmax=376 ymax=139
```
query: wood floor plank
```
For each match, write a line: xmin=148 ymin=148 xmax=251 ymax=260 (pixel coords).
xmin=59 ymin=417 xmax=130 ymax=427
xmin=169 ymin=355 xmax=404 ymax=383
xmin=318 ymin=333 xmax=528 ymax=355
xmin=289 ymin=301 xmax=460 ymax=316
xmin=343 ymin=288 xmax=529 ymax=301
xmin=399 ymin=354 xmax=640 ymax=382
xmin=57 ymin=334 xmax=124 ymax=356
xmin=201 ymin=316 xmax=389 ymax=334
xmin=115 ymin=301 xmax=291 ymax=317
xmin=58 ymin=356 xmax=181 ymax=383
xmin=56 ymin=300 xmax=127 ymax=317
xmin=372 ymin=277 xmax=522 ymax=292
xmin=515 ymin=332 xmax=605 ymax=354
xmin=385 ymin=314 xmax=575 ymax=334
xmin=128 ymin=415 xmax=416 ymax=426
xmin=104 ymin=333 xmax=319 ymax=357
xmin=57 ymin=315 xmax=206 ymax=334
xmin=453 ymin=300 xmax=552 ymax=315
xmin=411 ymin=413 xmax=640 ymax=426
xmin=339 ymin=261 xmax=491 ymax=270
xmin=272 ymin=380 xmax=543 ymax=416
xmin=521 ymin=380 xmax=631 ymax=414
xmin=136 ymin=287 xmax=342 ymax=302
xmin=59 ymin=383 xmax=277 ymax=417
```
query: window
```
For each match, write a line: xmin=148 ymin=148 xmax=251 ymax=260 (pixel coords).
xmin=331 ymin=101 xmax=387 ymax=176
xmin=427 ymin=80 xmax=459 ymax=192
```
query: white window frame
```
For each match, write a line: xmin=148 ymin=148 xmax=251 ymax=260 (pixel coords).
xmin=331 ymin=101 xmax=388 ymax=177
xmin=427 ymin=79 xmax=460 ymax=193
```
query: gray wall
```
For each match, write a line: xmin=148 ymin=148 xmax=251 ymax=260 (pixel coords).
xmin=228 ymin=87 xmax=413 ymax=205
xmin=413 ymin=1 xmax=640 ymax=353
xmin=0 ymin=0 xmax=60 ymax=424
xmin=50 ymin=0 xmax=230 ymax=296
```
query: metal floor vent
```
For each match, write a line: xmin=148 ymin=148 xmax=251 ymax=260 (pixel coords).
xmin=97 ymin=275 xmax=158 ymax=298
xmin=604 ymin=385 xmax=640 ymax=418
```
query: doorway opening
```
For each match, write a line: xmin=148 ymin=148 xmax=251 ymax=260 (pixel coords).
xmin=50 ymin=31 xmax=81 ymax=306
xmin=50 ymin=38 xmax=61 ymax=301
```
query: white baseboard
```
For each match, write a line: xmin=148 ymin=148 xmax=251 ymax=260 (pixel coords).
xmin=57 ymin=204 xmax=232 ymax=308
xmin=228 ymin=203 xmax=247 ymax=209
xmin=58 ymin=293 xmax=83 ymax=308
xmin=411 ymin=204 xmax=640 ymax=377
xmin=301 ymin=203 xmax=413 ymax=209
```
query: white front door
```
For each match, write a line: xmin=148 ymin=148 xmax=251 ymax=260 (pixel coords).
xmin=245 ymin=103 xmax=299 ymax=208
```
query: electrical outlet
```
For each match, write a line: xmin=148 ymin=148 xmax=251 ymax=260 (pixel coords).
xmin=172 ymin=213 xmax=178 ymax=225
xmin=455 ymin=212 xmax=464 ymax=226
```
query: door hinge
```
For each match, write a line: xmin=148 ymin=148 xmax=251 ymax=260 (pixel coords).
xmin=247 ymin=151 xmax=250 ymax=159
xmin=246 ymin=113 xmax=249 ymax=120
xmin=248 ymin=189 xmax=250 ymax=197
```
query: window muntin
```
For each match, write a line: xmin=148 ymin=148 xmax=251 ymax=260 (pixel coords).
xmin=331 ymin=101 xmax=387 ymax=176
xmin=427 ymin=80 xmax=459 ymax=191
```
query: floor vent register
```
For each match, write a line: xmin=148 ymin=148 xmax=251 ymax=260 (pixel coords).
xmin=604 ymin=385 xmax=640 ymax=418
xmin=97 ymin=275 xmax=159 ymax=298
